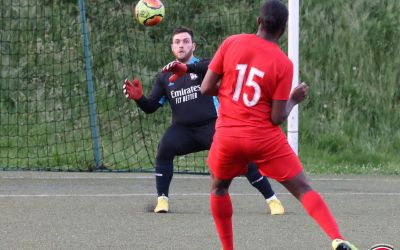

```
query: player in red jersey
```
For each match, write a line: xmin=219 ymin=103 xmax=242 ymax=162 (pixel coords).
xmin=200 ymin=1 xmax=359 ymax=249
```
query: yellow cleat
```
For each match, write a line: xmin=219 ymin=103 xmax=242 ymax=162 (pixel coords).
xmin=154 ymin=195 xmax=169 ymax=213
xmin=332 ymin=239 xmax=359 ymax=250
xmin=267 ymin=199 xmax=285 ymax=215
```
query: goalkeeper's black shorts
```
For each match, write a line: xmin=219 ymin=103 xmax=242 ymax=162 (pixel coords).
xmin=156 ymin=120 xmax=216 ymax=160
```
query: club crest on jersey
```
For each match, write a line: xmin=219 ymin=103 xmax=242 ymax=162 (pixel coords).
xmin=190 ymin=73 xmax=198 ymax=80
xmin=370 ymin=244 xmax=394 ymax=250
xmin=168 ymin=82 xmax=174 ymax=86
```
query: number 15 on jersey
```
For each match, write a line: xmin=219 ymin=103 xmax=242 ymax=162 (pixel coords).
xmin=233 ymin=64 xmax=265 ymax=107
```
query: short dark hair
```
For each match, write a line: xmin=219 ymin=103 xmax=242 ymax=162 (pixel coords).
xmin=171 ymin=26 xmax=194 ymax=43
xmin=260 ymin=0 xmax=288 ymax=35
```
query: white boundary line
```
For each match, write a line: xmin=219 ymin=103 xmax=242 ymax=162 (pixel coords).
xmin=1 ymin=175 xmax=399 ymax=182
xmin=1 ymin=192 xmax=400 ymax=198
xmin=0 ymin=176 xmax=208 ymax=179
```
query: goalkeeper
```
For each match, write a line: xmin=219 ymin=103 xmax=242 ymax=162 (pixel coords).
xmin=124 ymin=26 xmax=284 ymax=214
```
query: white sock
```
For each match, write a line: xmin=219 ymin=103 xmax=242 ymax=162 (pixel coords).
xmin=266 ymin=195 xmax=278 ymax=203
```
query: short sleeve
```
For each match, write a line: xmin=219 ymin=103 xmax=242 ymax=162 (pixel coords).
xmin=208 ymin=37 xmax=231 ymax=75
xmin=272 ymin=59 xmax=293 ymax=100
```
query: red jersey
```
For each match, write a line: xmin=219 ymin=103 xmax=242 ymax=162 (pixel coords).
xmin=209 ymin=34 xmax=293 ymax=137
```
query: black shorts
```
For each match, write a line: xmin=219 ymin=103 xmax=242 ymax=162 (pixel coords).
xmin=156 ymin=120 xmax=216 ymax=160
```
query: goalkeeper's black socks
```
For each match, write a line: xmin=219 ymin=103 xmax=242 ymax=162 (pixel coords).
xmin=245 ymin=162 xmax=275 ymax=199
xmin=155 ymin=160 xmax=174 ymax=197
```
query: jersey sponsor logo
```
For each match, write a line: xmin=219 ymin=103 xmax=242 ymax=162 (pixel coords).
xmin=171 ymin=85 xmax=201 ymax=104
xmin=171 ymin=85 xmax=201 ymax=98
xmin=370 ymin=244 xmax=394 ymax=250
xmin=175 ymin=92 xmax=197 ymax=104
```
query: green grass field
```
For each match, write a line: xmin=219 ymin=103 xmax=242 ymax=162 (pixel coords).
xmin=0 ymin=0 xmax=399 ymax=174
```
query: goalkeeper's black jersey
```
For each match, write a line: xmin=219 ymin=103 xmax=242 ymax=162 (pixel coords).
xmin=135 ymin=57 xmax=218 ymax=126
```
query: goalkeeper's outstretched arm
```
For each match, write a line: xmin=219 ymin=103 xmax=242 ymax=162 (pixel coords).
xmin=134 ymin=96 xmax=162 ymax=114
xmin=186 ymin=58 xmax=211 ymax=76
xmin=162 ymin=58 xmax=211 ymax=82
xmin=123 ymin=76 xmax=164 ymax=114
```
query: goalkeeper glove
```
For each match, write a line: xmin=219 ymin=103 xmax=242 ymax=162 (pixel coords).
xmin=123 ymin=78 xmax=143 ymax=101
xmin=162 ymin=61 xmax=187 ymax=82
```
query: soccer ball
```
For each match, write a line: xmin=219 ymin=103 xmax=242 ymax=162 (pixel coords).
xmin=134 ymin=0 xmax=165 ymax=26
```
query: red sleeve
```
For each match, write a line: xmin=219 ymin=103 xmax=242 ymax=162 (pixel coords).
xmin=272 ymin=59 xmax=293 ymax=100
xmin=208 ymin=37 xmax=231 ymax=75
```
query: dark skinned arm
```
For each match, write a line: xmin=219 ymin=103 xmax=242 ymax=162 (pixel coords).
xmin=271 ymin=82 xmax=309 ymax=125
